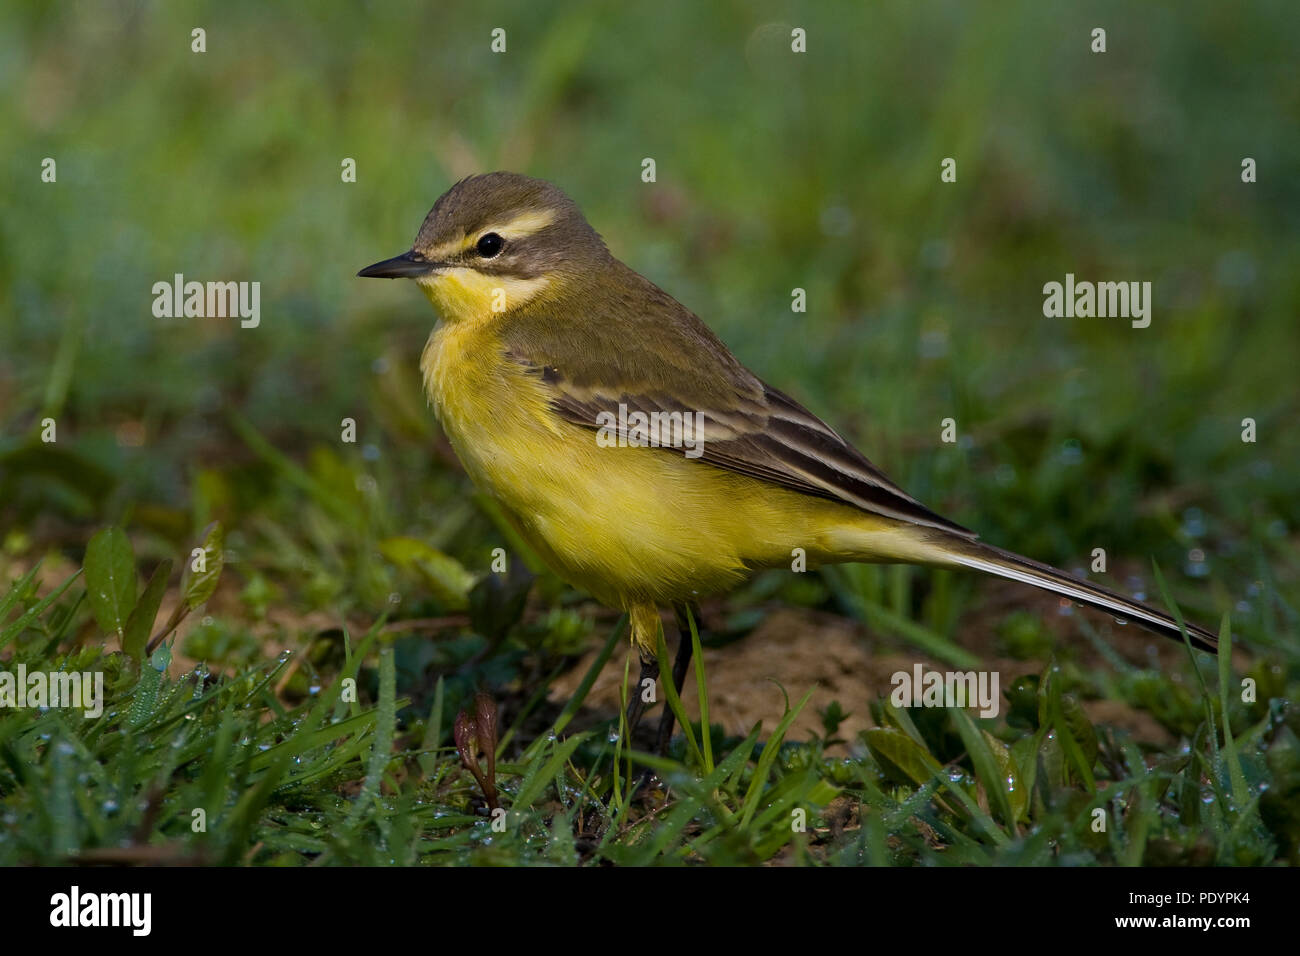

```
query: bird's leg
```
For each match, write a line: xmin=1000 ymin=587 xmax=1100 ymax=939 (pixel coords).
xmin=604 ymin=647 xmax=660 ymax=809
xmin=654 ymin=602 xmax=699 ymax=757
xmin=631 ymin=604 xmax=700 ymax=797
xmin=623 ymin=650 xmax=659 ymax=745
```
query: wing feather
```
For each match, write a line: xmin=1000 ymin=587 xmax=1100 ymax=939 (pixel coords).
xmin=519 ymin=362 xmax=974 ymax=538
xmin=500 ymin=263 xmax=976 ymax=539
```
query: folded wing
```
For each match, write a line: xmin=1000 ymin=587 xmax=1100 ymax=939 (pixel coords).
xmin=509 ymin=353 xmax=975 ymax=539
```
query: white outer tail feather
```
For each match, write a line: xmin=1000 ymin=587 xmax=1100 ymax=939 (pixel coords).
xmin=945 ymin=542 xmax=1217 ymax=653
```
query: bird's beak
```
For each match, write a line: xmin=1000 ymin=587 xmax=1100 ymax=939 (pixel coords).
xmin=357 ymin=250 xmax=441 ymax=279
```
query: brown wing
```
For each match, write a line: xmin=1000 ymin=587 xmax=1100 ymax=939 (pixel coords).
xmin=515 ymin=358 xmax=975 ymax=539
xmin=501 ymin=262 xmax=975 ymax=539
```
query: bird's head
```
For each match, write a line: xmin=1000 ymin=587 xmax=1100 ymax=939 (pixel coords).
xmin=358 ymin=172 xmax=608 ymax=321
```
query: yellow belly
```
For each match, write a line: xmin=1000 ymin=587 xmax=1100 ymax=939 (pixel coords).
xmin=419 ymin=317 xmax=934 ymax=620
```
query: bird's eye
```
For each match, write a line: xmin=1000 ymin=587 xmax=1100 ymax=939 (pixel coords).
xmin=476 ymin=233 xmax=504 ymax=258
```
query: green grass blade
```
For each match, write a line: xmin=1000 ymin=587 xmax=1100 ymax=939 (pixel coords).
xmin=684 ymin=605 xmax=713 ymax=774
xmin=1215 ymin=614 xmax=1250 ymax=811
xmin=0 ymin=568 xmax=82 ymax=651
xmin=0 ymin=563 xmax=41 ymax=624
xmin=739 ymin=686 xmax=814 ymax=829
xmin=655 ymin=630 xmax=704 ymax=769
xmin=345 ymin=645 xmax=396 ymax=826
xmin=951 ymin=707 xmax=1017 ymax=830
xmin=514 ymin=732 xmax=591 ymax=809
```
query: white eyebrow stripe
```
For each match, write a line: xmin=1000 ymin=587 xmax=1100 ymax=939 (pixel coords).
xmin=423 ymin=209 xmax=560 ymax=262
xmin=482 ymin=208 xmax=558 ymax=239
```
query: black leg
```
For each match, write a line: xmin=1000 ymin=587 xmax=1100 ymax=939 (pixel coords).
xmin=623 ymin=650 xmax=659 ymax=745
xmin=607 ymin=649 xmax=661 ymax=808
xmin=654 ymin=603 xmax=698 ymax=757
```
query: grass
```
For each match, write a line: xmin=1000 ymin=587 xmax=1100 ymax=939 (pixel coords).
xmin=1 ymin=0 xmax=1298 ymax=866
xmin=0 ymin=529 xmax=1294 ymax=865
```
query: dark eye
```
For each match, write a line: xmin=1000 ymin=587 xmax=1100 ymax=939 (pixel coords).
xmin=476 ymin=233 xmax=504 ymax=258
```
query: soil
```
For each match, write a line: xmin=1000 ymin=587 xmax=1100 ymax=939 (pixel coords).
xmin=548 ymin=577 xmax=1213 ymax=752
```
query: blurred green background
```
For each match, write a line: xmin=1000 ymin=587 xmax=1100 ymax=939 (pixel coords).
xmin=1 ymin=0 xmax=1296 ymax=643
xmin=2 ymin=0 xmax=1299 ymax=869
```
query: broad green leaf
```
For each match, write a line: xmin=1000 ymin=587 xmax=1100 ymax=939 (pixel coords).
xmin=957 ymin=709 xmax=1026 ymax=826
xmin=182 ymin=521 xmax=224 ymax=610
xmin=863 ymin=727 xmax=946 ymax=788
xmin=1058 ymin=693 xmax=1099 ymax=788
xmin=84 ymin=527 xmax=136 ymax=640
xmin=1011 ymin=733 xmax=1040 ymax=808
xmin=1037 ymin=662 xmax=1096 ymax=790
xmin=122 ymin=558 xmax=172 ymax=661
xmin=379 ymin=536 xmax=476 ymax=610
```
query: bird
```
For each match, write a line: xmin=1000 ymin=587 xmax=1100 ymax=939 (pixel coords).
xmin=359 ymin=171 xmax=1217 ymax=744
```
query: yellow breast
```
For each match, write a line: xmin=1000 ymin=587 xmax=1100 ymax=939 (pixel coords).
xmin=417 ymin=300 xmax=906 ymax=615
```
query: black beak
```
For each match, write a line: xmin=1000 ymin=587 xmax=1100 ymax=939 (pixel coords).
xmin=357 ymin=250 xmax=439 ymax=279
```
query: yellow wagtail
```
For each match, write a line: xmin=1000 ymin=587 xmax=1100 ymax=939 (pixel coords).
xmin=360 ymin=172 xmax=1216 ymax=733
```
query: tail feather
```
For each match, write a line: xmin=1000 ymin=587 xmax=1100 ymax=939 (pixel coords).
xmin=948 ymin=541 xmax=1218 ymax=654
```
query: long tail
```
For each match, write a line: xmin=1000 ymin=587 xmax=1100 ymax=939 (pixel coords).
xmin=944 ymin=540 xmax=1218 ymax=654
